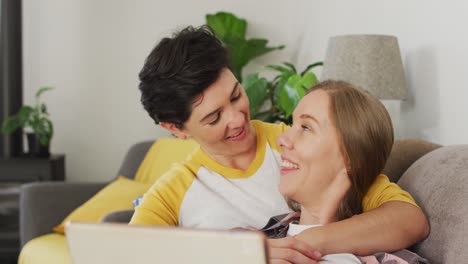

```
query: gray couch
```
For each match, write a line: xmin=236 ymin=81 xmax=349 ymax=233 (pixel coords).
xmin=19 ymin=140 xmax=153 ymax=246
xmin=19 ymin=139 xmax=468 ymax=263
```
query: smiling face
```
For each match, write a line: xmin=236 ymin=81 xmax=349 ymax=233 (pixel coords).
xmin=277 ymin=89 xmax=350 ymax=207
xmin=162 ymin=68 xmax=256 ymax=161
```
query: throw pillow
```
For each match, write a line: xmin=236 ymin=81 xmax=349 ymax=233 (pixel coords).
xmin=53 ymin=176 xmax=152 ymax=234
xmin=135 ymin=138 xmax=199 ymax=184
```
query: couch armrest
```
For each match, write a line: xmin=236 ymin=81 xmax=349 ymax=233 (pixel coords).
xmin=19 ymin=181 xmax=106 ymax=246
xmin=101 ymin=209 xmax=134 ymax=223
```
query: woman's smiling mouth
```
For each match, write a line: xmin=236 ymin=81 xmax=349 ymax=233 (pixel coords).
xmin=280 ymin=158 xmax=300 ymax=175
xmin=226 ymin=125 xmax=246 ymax=141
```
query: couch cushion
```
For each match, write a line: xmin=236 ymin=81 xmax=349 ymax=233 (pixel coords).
xmin=398 ymin=144 xmax=468 ymax=263
xmin=135 ymin=138 xmax=199 ymax=184
xmin=53 ymin=177 xmax=151 ymax=233
xmin=18 ymin=233 xmax=70 ymax=264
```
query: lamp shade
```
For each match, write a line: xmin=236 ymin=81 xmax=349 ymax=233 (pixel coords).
xmin=321 ymin=35 xmax=408 ymax=100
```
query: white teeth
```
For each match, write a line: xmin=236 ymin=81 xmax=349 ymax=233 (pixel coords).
xmin=282 ymin=160 xmax=299 ymax=169
xmin=228 ymin=129 xmax=242 ymax=138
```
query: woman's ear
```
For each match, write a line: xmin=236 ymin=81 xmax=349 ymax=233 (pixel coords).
xmin=160 ymin=122 xmax=190 ymax=139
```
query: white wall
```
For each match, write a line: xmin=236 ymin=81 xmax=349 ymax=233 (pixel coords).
xmin=22 ymin=0 xmax=468 ymax=182
xmin=295 ymin=0 xmax=468 ymax=145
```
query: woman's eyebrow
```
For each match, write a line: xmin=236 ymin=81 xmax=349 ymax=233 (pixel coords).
xmin=230 ymin=82 xmax=239 ymax=96
xmin=299 ymin=114 xmax=320 ymax=126
xmin=199 ymin=82 xmax=239 ymax=123
xmin=199 ymin=108 xmax=221 ymax=123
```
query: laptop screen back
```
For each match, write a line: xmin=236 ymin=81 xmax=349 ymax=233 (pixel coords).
xmin=66 ymin=222 xmax=268 ymax=264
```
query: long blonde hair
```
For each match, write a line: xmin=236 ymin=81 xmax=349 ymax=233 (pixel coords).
xmin=312 ymin=80 xmax=394 ymax=220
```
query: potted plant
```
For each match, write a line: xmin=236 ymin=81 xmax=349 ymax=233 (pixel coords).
xmin=206 ymin=12 xmax=284 ymax=82
xmin=1 ymin=87 xmax=54 ymax=157
xmin=206 ymin=12 xmax=322 ymax=124
xmin=243 ymin=62 xmax=322 ymax=124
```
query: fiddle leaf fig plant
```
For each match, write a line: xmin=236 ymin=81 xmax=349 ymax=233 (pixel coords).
xmin=1 ymin=86 xmax=54 ymax=146
xmin=206 ymin=11 xmax=284 ymax=82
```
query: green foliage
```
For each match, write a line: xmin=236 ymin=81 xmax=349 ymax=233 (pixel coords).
xmin=244 ymin=62 xmax=323 ymax=124
xmin=1 ymin=87 xmax=54 ymax=146
xmin=205 ymin=11 xmax=323 ymax=124
xmin=206 ymin=12 xmax=284 ymax=82
xmin=243 ymin=73 xmax=269 ymax=115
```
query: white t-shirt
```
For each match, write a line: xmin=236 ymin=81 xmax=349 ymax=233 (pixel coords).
xmin=287 ymin=223 xmax=361 ymax=264
xmin=131 ymin=121 xmax=291 ymax=228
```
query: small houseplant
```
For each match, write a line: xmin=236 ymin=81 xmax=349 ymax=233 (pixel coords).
xmin=1 ymin=87 xmax=54 ymax=157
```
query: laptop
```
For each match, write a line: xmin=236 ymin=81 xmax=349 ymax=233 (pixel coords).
xmin=66 ymin=222 xmax=268 ymax=264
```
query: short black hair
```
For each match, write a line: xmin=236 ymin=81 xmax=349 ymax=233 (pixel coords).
xmin=138 ymin=26 xmax=229 ymax=128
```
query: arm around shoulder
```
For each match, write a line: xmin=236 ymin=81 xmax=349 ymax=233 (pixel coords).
xmin=130 ymin=166 xmax=193 ymax=226
xmin=295 ymin=175 xmax=429 ymax=255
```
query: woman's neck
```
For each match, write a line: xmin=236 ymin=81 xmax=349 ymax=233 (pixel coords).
xmin=298 ymin=174 xmax=351 ymax=225
xmin=211 ymin=146 xmax=257 ymax=170
xmin=299 ymin=203 xmax=339 ymax=225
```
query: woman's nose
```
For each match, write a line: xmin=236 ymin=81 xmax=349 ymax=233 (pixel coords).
xmin=277 ymin=131 xmax=292 ymax=150
xmin=226 ymin=107 xmax=244 ymax=129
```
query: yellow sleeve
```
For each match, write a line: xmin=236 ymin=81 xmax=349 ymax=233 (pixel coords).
xmin=129 ymin=164 xmax=195 ymax=226
xmin=252 ymin=120 xmax=290 ymax=152
xmin=362 ymin=174 xmax=418 ymax=212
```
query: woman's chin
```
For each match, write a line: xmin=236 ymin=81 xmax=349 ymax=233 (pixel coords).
xmin=278 ymin=184 xmax=294 ymax=198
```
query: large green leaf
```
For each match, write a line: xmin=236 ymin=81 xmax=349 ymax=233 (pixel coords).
xmin=244 ymin=39 xmax=284 ymax=60
xmin=228 ymin=38 xmax=284 ymax=81
xmin=242 ymin=73 xmax=268 ymax=115
xmin=206 ymin=12 xmax=284 ymax=82
xmin=278 ymin=74 xmax=308 ymax=118
xmin=273 ymin=71 xmax=294 ymax=104
xmin=206 ymin=12 xmax=247 ymax=40
xmin=301 ymin=72 xmax=319 ymax=91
